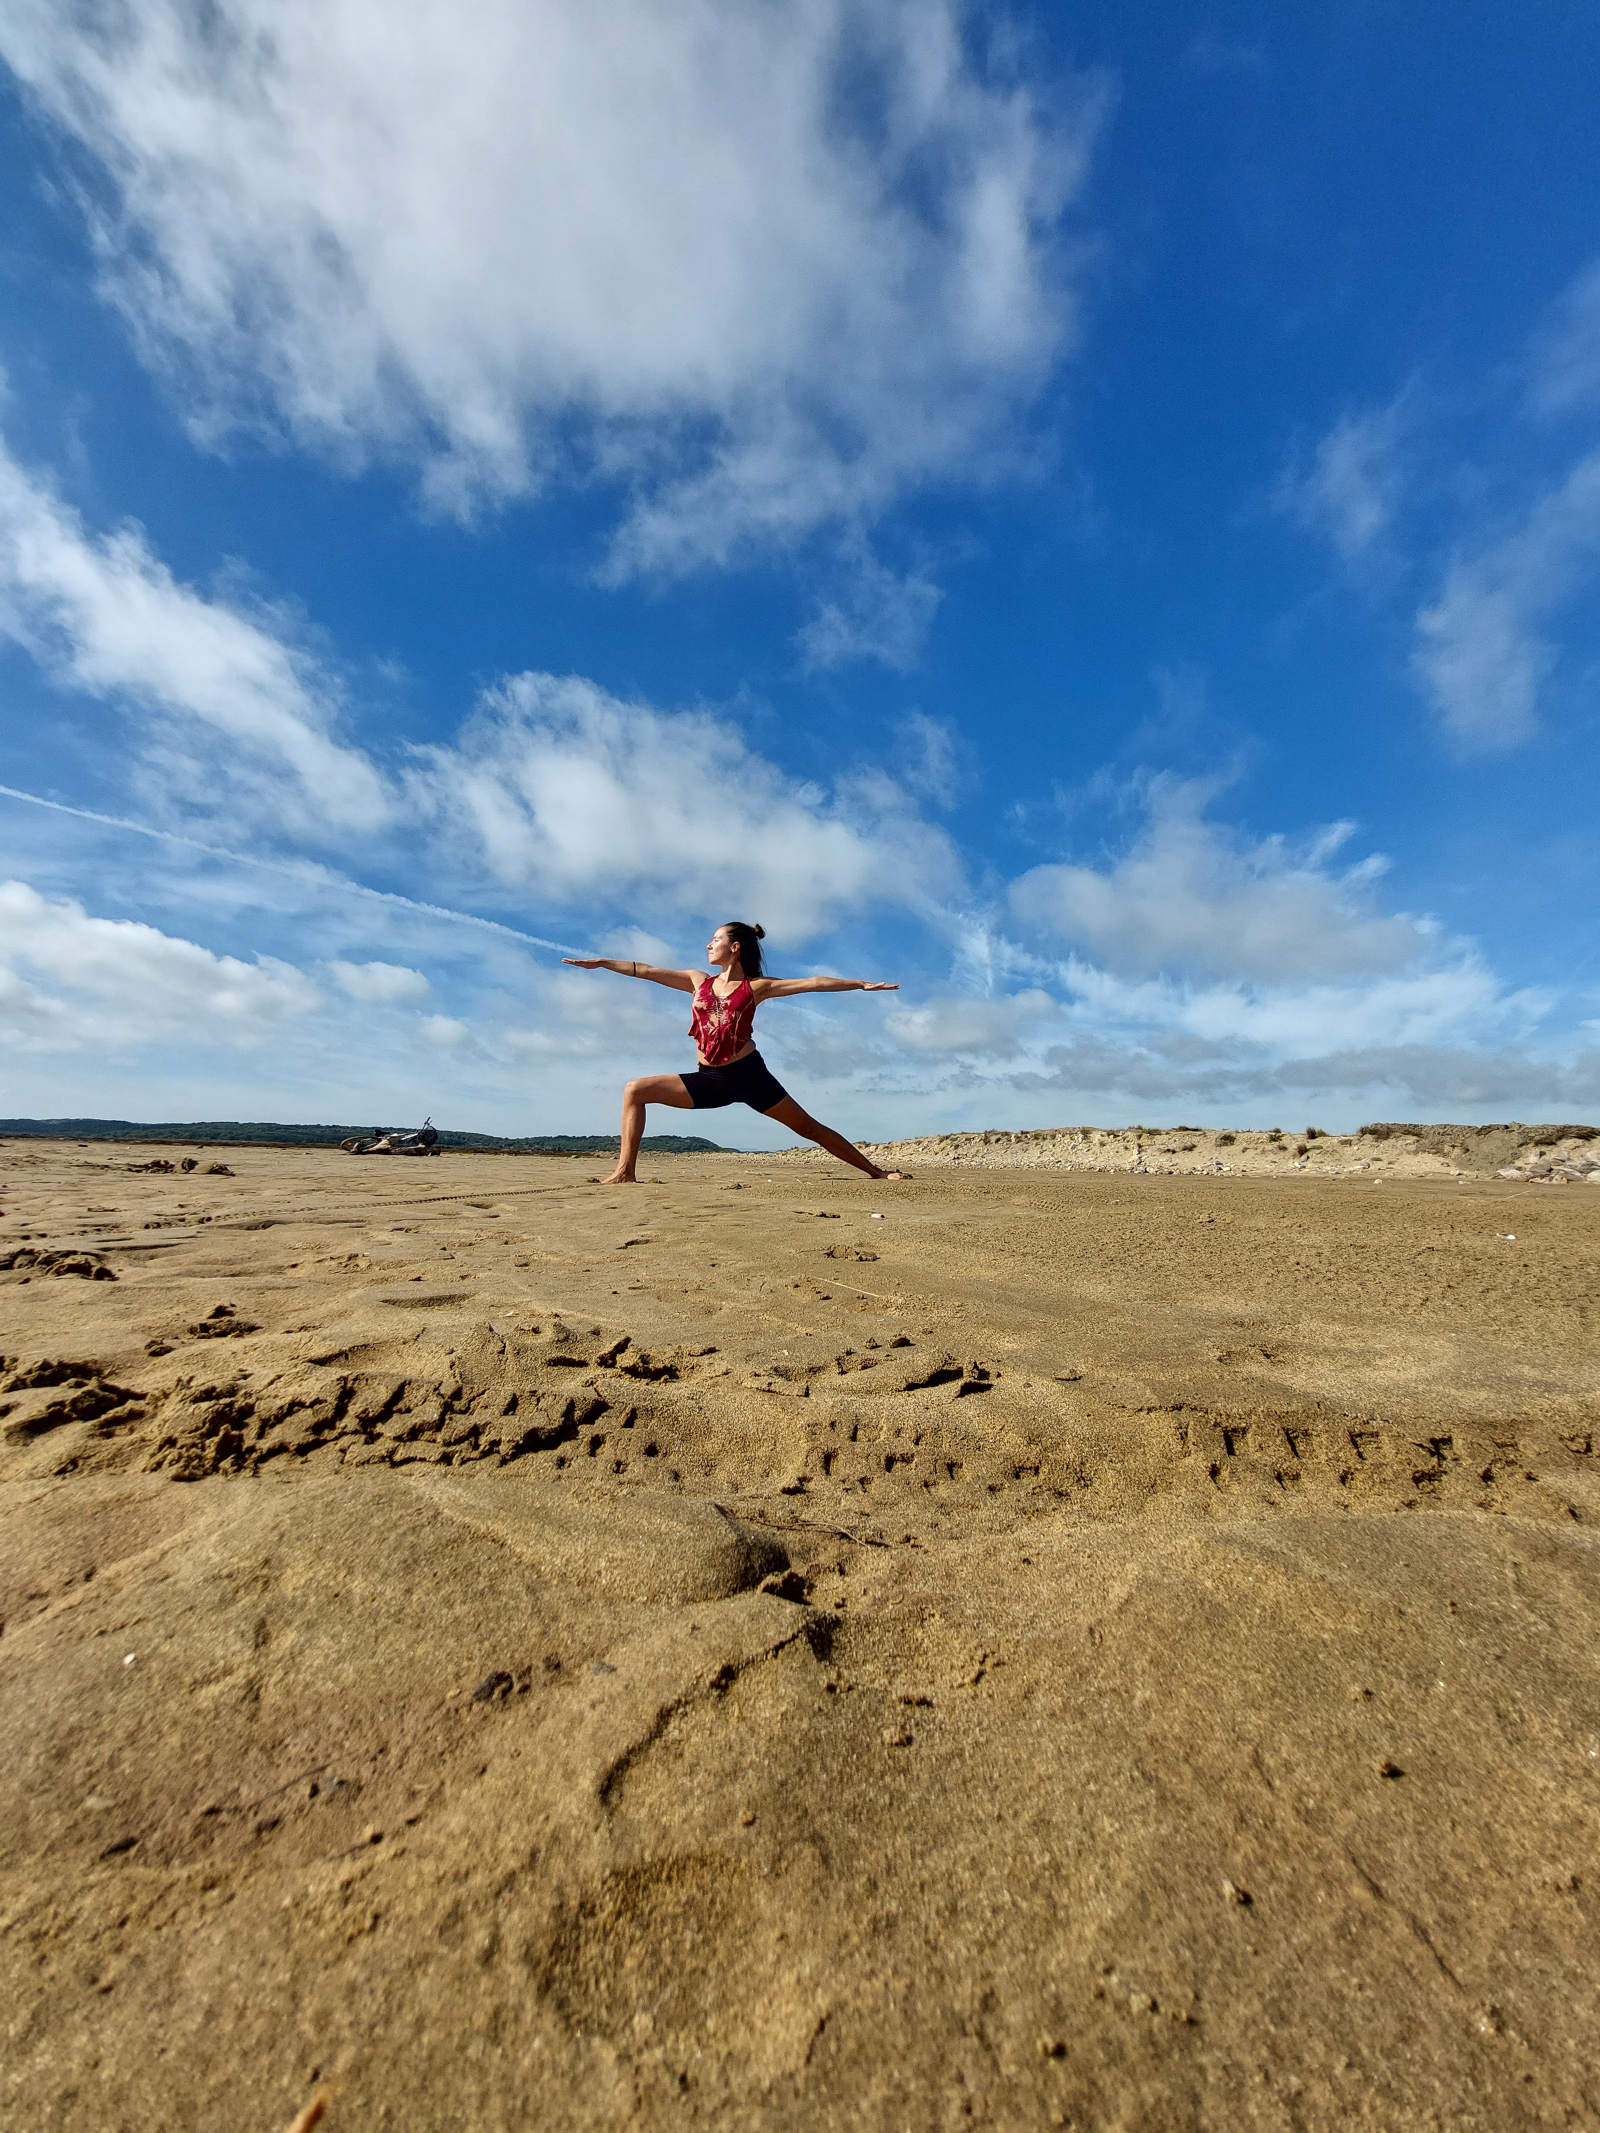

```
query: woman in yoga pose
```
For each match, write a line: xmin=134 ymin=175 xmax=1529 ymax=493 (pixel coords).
xmin=563 ymin=922 xmax=907 ymax=1185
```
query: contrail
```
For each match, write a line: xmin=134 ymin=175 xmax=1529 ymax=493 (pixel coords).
xmin=0 ymin=781 xmax=582 ymax=956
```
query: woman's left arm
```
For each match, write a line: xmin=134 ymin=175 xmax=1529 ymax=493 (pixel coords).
xmin=754 ymin=976 xmax=899 ymax=999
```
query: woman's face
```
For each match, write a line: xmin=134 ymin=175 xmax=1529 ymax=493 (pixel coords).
xmin=707 ymin=927 xmax=735 ymax=967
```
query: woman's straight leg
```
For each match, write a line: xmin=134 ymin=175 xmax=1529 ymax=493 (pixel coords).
xmin=761 ymin=1094 xmax=904 ymax=1179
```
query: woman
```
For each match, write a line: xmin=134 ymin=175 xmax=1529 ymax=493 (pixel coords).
xmin=563 ymin=922 xmax=908 ymax=1185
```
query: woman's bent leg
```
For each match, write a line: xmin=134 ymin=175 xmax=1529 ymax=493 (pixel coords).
xmin=605 ymin=1073 xmax=693 ymax=1184
xmin=761 ymin=1095 xmax=905 ymax=1180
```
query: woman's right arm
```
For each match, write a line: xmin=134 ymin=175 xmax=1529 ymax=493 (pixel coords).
xmin=562 ymin=958 xmax=699 ymax=994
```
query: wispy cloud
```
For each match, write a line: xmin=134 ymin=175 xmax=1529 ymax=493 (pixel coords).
xmin=328 ymin=959 xmax=429 ymax=1003
xmin=0 ymin=782 xmax=583 ymax=959
xmin=1278 ymin=264 xmax=1600 ymax=757
xmin=2 ymin=0 xmax=1104 ymax=570
xmin=1276 ymin=396 xmax=1410 ymax=565
xmin=796 ymin=546 xmax=943 ymax=672
xmin=1527 ymin=256 xmax=1600 ymax=419
xmin=1412 ymin=449 xmax=1600 ymax=753
xmin=412 ymin=670 xmax=960 ymax=939
xmin=1009 ymin=775 xmax=1436 ymax=983
xmin=0 ymin=878 xmax=319 ymax=1052
xmin=1060 ymin=959 xmax=1516 ymax=1059
xmin=888 ymin=987 xmax=1056 ymax=1058
xmin=1275 ymin=1043 xmax=1600 ymax=1106
xmin=0 ymin=432 xmax=390 ymax=830
xmin=844 ymin=951 xmax=1553 ymax=1119
xmin=0 ymin=419 xmax=963 ymax=947
xmin=893 ymin=713 xmax=964 ymax=808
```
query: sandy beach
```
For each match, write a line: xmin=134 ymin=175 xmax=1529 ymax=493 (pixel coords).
xmin=3 ymin=1135 xmax=1599 ymax=2130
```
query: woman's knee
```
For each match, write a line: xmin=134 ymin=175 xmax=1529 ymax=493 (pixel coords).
xmin=623 ymin=1077 xmax=649 ymax=1104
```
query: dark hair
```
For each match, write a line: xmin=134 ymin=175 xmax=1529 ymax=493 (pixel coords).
xmin=721 ymin=920 xmax=765 ymax=977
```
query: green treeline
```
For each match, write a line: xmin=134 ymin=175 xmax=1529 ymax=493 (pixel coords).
xmin=0 ymin=1118 xmax=726 ymax=1154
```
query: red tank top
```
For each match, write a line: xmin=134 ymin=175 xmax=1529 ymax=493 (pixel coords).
xmin=689 ymin=975 xmax=758 ymax=1065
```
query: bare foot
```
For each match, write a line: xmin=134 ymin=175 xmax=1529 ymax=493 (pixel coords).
xmin=599 ymin=1170 xmax=638 ymax=1185
xmin=871 ymin=1168 xmax=910 ymax=1181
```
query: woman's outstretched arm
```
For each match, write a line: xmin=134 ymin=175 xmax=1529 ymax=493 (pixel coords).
xmin=562 ymin=957 xmax=698 ymax=994
xmin=754 ymin=976 xmax=898 ymax=999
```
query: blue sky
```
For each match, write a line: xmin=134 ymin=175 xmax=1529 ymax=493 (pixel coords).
xmin=1 ymin=0 xmax=1597 ymax=1142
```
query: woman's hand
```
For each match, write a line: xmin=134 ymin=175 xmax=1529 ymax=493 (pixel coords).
xmin=859 ymin=981 xmax=899 ymax=991
xmin=562 ymin=958 xmax=605 ymax=969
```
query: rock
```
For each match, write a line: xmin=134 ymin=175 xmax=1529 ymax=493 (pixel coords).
xmin=470 ymin=1671 xmax=515 ymax=1703
xmin=0 ymin=1247 xmax=116 ymax=1281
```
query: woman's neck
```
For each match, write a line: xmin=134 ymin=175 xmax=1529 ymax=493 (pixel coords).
xmin=715 ymin=960 xmax=744 ymax=988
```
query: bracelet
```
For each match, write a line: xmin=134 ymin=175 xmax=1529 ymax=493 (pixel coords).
xmin=632 ymin=960 xmax=638 ymax=976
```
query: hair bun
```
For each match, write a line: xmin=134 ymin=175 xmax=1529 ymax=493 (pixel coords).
xmin=753 ymin=923 xmax=765 ymax=938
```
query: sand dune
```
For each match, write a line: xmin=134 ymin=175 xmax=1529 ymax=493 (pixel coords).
xmin=3 ymin=1139 xmax=1598 ymax=2129
xmin=831 ymin=1119 xmax=1600 ymax=1183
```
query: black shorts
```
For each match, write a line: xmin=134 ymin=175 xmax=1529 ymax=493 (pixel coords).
xmin=680 ymin=1050 xmax=789 ymax=1113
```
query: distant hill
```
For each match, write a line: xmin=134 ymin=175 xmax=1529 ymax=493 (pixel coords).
xmin=0 ymin=1118 xmax=730 ymax=1154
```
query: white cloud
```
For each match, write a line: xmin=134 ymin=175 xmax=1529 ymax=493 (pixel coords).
xmin=0 ymin=432 xmax=389 ymax=830
xmin=1275 ymin=1044 xmax=1600 ymax=1107
xmin=887 ymin=986 xmax=1054 ymax=1057
xmin=413 ymin=670 xmax=957 ymax=938
xmin=796 ymin=547 xmax=943 ymax=671
xmin=1009 ymin=776 xmax=1436 ymax=983
xmin=502 ymin=958 xmax=689 ymax=1063
xmin=1528 ymin=257 xmax=1600 ymax=418
xmin=329 ymin=959 xmax=429 ymax=1002
xmin=0 ymin=878 xmax=319 ymax=1051
xmin=1278 ymin=398 xmax=1408 ymax=563
xmin=908 ymin=956 xmax=1559 ymax=1118
xmin=1061 ymin=960 xmax=1515 ymax=1059
xmin=842 ymin=921 xmax=1532 ymax=1113
xmin=3 ymin=0 xmax=1103 ymax=567
xmin=0 ymin=435 xmax=960 ymax=945
xmin=421 ymin=1014 xmax=468 ymax=1046
xmin=1412 ymin=449 xmax=1600 ymax=752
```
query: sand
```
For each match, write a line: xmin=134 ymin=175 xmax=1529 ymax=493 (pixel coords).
xmin=2 ymin=1138 xmax=1598 ymax=2131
